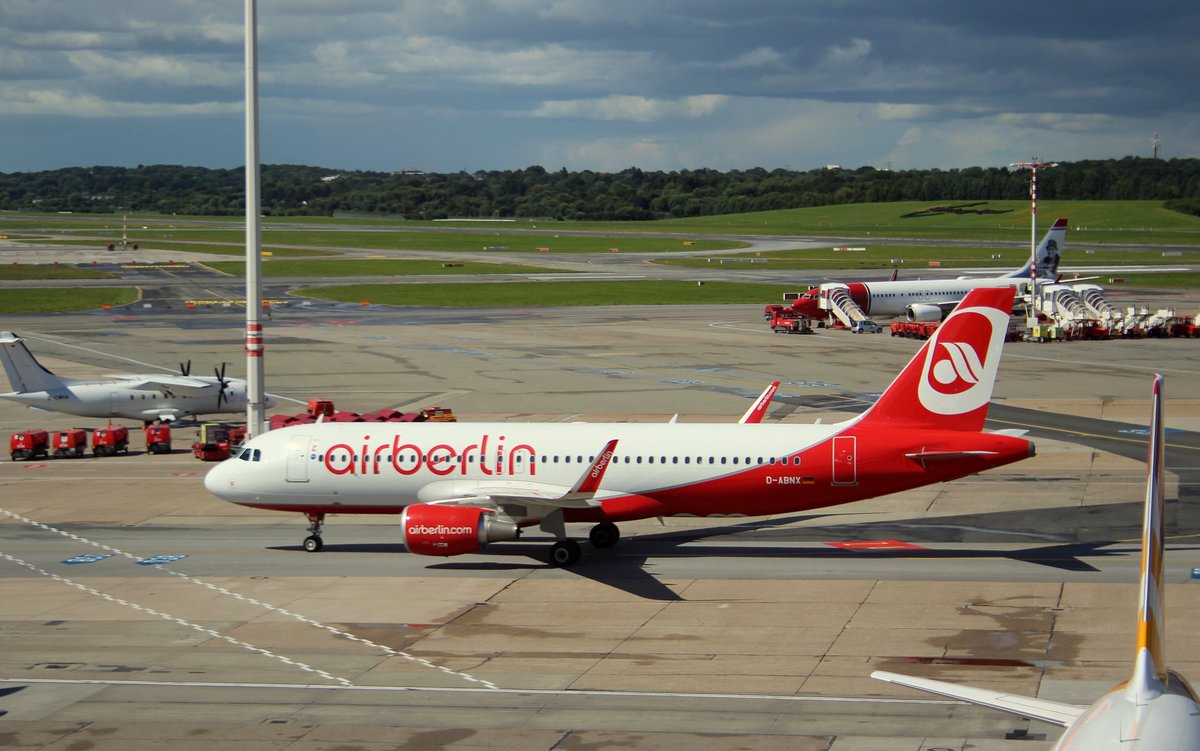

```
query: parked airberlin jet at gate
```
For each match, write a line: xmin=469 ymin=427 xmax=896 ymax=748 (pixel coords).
xmin=206 ymin=287 xmax=1033 ymax=566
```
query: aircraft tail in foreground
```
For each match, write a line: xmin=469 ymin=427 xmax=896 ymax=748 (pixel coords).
xmin=856 ymin=287 xmax=1012 ymax=433
xmin=873 ymin=375 xmax=1200 ymax=750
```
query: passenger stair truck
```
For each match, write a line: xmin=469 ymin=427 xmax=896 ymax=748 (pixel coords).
xmin=1074 ymin=284 xmax=1124 ymax=331
xmin=818 ymin=283 xmax=870 ymax=329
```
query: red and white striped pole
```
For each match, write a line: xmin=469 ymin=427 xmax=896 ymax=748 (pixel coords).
xmin=244 ymin=0 xmax=266 ymax=438
xmin=1009 ymin=159 xmax=1057 ymax=321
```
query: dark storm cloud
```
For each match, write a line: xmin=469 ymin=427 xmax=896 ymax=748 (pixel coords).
xmin=0 ymin=1 xmax=1196 ymax=171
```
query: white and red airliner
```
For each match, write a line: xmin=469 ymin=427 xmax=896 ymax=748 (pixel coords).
xmin=205 ymin=287 xmax=1034 ymax=566
xmin=783 ymin=218 xmax=1068 ymax=322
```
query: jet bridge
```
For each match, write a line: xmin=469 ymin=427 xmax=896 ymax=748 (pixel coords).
xmin=818 ymin=283 xmax=869 ymax=328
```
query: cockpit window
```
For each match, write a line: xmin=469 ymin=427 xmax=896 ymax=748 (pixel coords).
xmin=237 ymin=448 xmax=251 ymax=461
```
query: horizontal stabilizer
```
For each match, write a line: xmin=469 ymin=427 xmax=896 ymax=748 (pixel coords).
xmin=871 ymin=670 xmax=1085 ymax=727
xmin=905 ymin=450 xmax=998 ymax=461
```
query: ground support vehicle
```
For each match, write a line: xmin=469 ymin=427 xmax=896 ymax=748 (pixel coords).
xmin=10 ymin=430 xmax=49 ymax=461
xmin=145 ymin=424 xmax=172 ymax=454
xmin=52 ymin=429 xmax=88 ymax=458
xmin=769 ymin=312 xmax=813 ymax=334
xmin=192 ymin=423 xmax=247 ymax=462
xmin=92 ymin=426 xmax=130 ymax=457
xmin=890 ymin=321 xmax=940 ymax=339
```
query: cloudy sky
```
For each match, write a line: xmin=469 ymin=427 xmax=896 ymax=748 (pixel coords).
xmin=1 ymin=1 xmax=1197 ymax=174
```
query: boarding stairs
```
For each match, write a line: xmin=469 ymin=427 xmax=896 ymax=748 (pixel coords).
xmin=818 ymin=284 xmax=868 ymax=328
xmin=1073 ymin=284 xmax=1123 ymax=322
xmin=1036 ymin=284 xmax=1092 ymax=323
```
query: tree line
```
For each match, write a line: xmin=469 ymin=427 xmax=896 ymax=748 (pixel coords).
xmin=1 ymin=157 xmax=1199 ymax=221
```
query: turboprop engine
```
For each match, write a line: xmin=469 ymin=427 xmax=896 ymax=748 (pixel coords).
xmin=906 ymin=303 xmax=945 ymax=322
xmin=401 ymin=503 xmax=520 ymax=557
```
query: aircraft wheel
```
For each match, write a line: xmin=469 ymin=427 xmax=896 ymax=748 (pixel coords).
xmin=303 ymin=535 xmax=324 ymax=553
xmin=549 ymin=540 xmax=581 ymax=567
xmin=589 ymin=521 xmax=620 ymax=549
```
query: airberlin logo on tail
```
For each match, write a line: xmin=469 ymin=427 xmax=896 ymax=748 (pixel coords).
xmin=917 ymin=305 xmax=1007 ymax=416
xmin=932 ymin=341 xmax=985 ymax=393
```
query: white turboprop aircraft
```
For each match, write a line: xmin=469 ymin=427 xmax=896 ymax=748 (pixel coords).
xmin=784 ymin=218 xmax=1068 ymax=322
xmin=206 ymin=287 xmax=1033 ymax=566
xmin=0 ymin=331 xmax=274 ymax=423
xmin=874 ymin=375 xmax=1200 ymax=750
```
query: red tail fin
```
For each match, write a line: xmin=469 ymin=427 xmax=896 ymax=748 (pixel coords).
xmin=858 ymin=287 xmax=1015 ymax=432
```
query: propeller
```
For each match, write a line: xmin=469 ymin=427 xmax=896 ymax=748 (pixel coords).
xmin=214 ymin=362 xmax=231 ymax=407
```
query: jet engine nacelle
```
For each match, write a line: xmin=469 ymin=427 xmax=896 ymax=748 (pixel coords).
xmin=906 ymin=303 xmax=945 ymax=322
xmin=401 ymin=503 xmax=519 ymax=557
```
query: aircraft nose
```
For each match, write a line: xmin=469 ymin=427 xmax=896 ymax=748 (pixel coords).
xmin=204 ymin=459 xmax=236 ymax=499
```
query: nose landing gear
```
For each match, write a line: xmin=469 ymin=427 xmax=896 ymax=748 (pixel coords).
xmin=302 ymin=512 xmax=325 ymax=552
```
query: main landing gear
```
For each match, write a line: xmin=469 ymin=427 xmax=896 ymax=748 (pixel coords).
xmin=303 ymin=512 xmax=325 ymax=552
xmin=547 ymin=521 xmax=621 ymax=567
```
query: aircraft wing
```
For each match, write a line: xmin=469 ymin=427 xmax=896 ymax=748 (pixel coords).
xmin=422 ymin=439 xmax=619 ymax=512
xmin=871 ymin=671 xmax=1085 ymax=727
xmin=106 ymin=375 xmax=218 ymax=393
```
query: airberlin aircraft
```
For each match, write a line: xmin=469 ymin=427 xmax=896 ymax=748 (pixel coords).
xmin=205 ymin=287 xmax=1033 ymax=566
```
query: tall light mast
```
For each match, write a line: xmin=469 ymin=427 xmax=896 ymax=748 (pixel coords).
xmin=1008 ymin=158 xmax=1057 ymax=326
xmin=244 ymin=0 xmax=266 ymax=437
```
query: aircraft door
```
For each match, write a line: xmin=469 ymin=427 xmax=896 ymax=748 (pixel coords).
xmin=832 ymin=435 xmax=857 ymax=485
xmin=109 ymin=392 xmax=123 ymax=416
xmin=286 ymin=435 xmax=310 ymax=483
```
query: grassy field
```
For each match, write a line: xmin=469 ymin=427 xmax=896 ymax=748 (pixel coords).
xmin=650 ymin=200 xmax=1200 ymax=244
xmin=30 ymin=239 xmax=331 ymax=258
xmin=657 ymin=243 xmax=1200 ymax=272
xmin=291 ymin=280 xmax=799 ymax=307
xmin=4 ymin=201 xmax=1199 ymax=303
xmin=0 ymin=264 xmax=114 ymax=280
xmin=0 ymin=287 xmax=139 ymax=313
xmin=202 ymin=258 xmax=565 ymax=277
xmin=21 ymin=231 xmax=743 ymax=256
xmin=8 ymin=200 xmax=1200 ymax=247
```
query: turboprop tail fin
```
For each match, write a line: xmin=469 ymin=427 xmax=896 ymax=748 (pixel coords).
xmin=0 ymin=332 xmax=67 ymax=393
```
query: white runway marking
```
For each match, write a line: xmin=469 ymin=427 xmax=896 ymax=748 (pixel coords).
xmin=0 ymin=507 xmax=498 ymax=690
xmin=0 ymin=676 xmax=960 ymax=706
xmin=0 ymin=550 xmax=350 ymax=686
